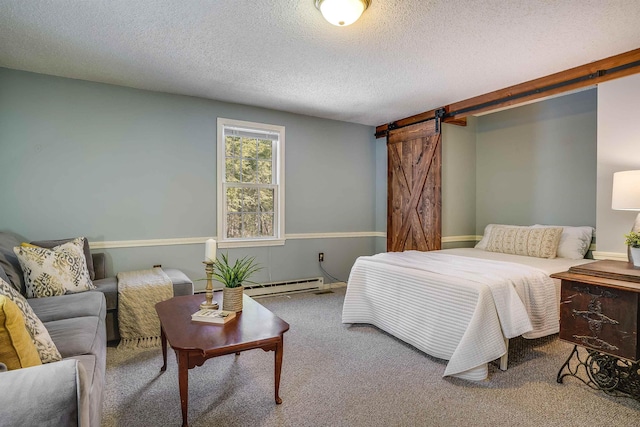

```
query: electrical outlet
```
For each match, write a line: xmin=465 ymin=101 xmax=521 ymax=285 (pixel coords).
xmin=318 ymin=253 xmax=324 ymax=262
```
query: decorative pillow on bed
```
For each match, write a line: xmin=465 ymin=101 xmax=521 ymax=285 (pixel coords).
xmin=475 ymin=224 xmax=528 ymax=250
xmin=533 ymin=225 xmax=594 ymax=259
xmin=13 ymin=237 xmax=95 ymax=298
xmin=486 ymin=225 xmax=563 ymax=258
xmin=0 ymin=277 xmax=62 ymax=364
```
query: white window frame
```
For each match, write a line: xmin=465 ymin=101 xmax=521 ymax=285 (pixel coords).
xmin=217 ymin=117 xmax=285 ymax=248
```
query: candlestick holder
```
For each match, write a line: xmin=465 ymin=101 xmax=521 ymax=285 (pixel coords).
xmin=200 ymin=261 xmax=219 ymax=310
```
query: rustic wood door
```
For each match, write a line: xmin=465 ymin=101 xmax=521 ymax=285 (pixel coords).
xmin=387 ymin=120 xmax=442 ymax=252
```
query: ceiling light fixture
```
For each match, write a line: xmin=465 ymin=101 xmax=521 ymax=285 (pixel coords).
xmin=315 ymin=0 xmax=371 ymax=27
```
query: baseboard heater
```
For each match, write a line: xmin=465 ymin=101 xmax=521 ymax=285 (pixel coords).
xmin=243 ymin=277 xmax=324 ymax=297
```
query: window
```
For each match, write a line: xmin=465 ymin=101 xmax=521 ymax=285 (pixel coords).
xmin=217 ymin=118 xmax=285 ymax=248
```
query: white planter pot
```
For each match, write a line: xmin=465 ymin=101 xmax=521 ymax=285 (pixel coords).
xmin=631 ymin=247 xmax=640 ymax=268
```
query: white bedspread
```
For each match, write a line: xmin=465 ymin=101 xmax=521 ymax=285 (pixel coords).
xmin=341 ymin=250 xmax=576 ymax=380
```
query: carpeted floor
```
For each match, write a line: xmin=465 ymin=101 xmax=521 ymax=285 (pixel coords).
xmin=103 ymin=288 xmax=640 ymax=427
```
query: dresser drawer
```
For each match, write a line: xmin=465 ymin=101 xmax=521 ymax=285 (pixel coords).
xmin=559 ymin=280 xmax=639 ymax=361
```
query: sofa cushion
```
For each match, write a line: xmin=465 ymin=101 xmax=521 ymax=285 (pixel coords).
xmin=0 ymin=277 xmax=62 ymax=364
xmin=0 ymin=232 xmax=26 ymax=294
xmin=14 ymin=238 xmax=95 ymax=298
xmin=31 ymin=237 xmax=96 ymax=281
xmin=0 ymin=295 xmax=42 ymax=369
xmin=45 ymin=316 xmax=102 ymax=358
xmin=28 ymin=291 xmax=106 ymax=323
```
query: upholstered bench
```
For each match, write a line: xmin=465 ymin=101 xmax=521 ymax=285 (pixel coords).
xmin=90 ymin=254 xmax=194 ymax=342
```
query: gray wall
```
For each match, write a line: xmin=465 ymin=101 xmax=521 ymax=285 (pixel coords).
xmin=442 ymin=118 xmax=477 ymax=247
xmin=0 ymin=67 xmax=603 ymax=286
xmin=596 ymin=73 xmax=640 ymax=256
xmin=374 ymin=137 xmax=387 ymax=254
xmin=0 ymin=68 xmax=377 ymax=288
xmin=475 ymin=89 xmax=597 ymax=232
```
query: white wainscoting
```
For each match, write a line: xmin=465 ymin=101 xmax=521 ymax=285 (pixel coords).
xmin=89 ymin=232 xmax=384 ymax=249
xmin=442 ymin=235 xmax=482 ymax=243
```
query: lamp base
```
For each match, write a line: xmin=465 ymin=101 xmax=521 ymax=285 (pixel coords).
xmin=200 ymin=301 xmax=219 ymax=310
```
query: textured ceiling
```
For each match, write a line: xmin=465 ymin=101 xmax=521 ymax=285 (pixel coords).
xmin=1 ymin=1 xmax=639 ymax=126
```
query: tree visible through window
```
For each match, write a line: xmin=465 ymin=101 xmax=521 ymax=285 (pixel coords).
xmin=217 ymin=118 xmax=285 ymax=247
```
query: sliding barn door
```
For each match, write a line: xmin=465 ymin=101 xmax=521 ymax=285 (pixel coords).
xmin=387 ymin=120 xmax=442 ymax=252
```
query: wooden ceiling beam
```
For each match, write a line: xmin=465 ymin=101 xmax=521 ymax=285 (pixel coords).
xmin=375 ymin=47 xmax=640 ymax=138
xmin=446 ymin=47 xmax=640 ymax=121
xmin=375 ymin=111 xmax=465 ymax=138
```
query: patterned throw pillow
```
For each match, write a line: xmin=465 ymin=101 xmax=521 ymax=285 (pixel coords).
xmin=0 ymin=277 xmax=62 ymax=363
xmin=14 ymin=237 xmax=95 ymax=298
xmin=486 ymin=226 xmax=563 ymax=259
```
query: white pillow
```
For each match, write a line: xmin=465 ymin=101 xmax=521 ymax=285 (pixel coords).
xmin=475 ymin=224 xmax=528 ymax=250
xmin=533 ymin=225 xmax=594 ymax=259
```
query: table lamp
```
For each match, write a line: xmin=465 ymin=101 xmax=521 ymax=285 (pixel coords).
xmin=611 ymin=170 xmax=640 ymax=262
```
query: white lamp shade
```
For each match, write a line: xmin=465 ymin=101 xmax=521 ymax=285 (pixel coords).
xmin=317 ymin=0 xmax=368 ymax=26
xmin=612 ymin=170 xmax=640 ymax=210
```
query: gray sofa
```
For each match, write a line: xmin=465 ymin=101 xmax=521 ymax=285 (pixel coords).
xmin=0 ymin=232 xmax=194 ymax=426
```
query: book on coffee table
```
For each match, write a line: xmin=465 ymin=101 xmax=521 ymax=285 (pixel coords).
xmin=191 ymin=309 xmax=236 ymax=324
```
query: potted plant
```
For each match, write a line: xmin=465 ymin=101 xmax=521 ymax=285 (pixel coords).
xmin=211 ymin=253 xmax=262 ymax=312
xmin=624 ymin=231 xmax=640 ymax=267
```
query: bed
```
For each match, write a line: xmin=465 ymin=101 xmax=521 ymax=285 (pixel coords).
xmin=341 ymin=225 xmax=595 ymax=381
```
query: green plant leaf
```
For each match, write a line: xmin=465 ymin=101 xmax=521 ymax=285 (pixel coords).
xmin=211 ymin=252 xmax=263 ymax=288
xmin=625 ymin=231 xmax=640 ymax=248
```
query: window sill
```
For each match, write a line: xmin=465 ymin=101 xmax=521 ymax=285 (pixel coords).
xmin=217 ymin=238 xmax=286 ymax=249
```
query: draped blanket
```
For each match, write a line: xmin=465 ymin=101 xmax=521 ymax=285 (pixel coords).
xmin=117 ymin=267 xmax=173 ymax=349
xmin=342 ymin=251 xmax=558 ymax=380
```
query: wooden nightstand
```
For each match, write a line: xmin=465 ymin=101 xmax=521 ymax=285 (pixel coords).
xmin=551 ymin=260 xmax=640 ymax=401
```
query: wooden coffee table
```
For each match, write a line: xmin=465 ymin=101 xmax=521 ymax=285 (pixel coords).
xmin=155 ymin=292 xmax=290 ymax=427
